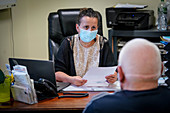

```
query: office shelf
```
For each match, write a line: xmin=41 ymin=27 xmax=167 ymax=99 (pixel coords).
xmin=108 ymin=28 xmax=170 ymax=64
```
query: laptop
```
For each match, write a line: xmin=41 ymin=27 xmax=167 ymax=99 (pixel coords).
xmin=9 ymin=58 xmax=70 ymax=91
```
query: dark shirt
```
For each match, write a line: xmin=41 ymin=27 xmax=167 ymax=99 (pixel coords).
xmin=83 ymin=86 xmax=170 ymax=113
xmin=54 ymin=35 xmax=116 ymax=76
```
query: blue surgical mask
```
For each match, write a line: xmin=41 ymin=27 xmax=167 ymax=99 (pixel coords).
xmin=79 ymin=28 xmax=98 ymax=43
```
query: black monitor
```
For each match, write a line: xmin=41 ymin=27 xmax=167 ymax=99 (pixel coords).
xmin=9 ymin=58 xmax=56 ymax=87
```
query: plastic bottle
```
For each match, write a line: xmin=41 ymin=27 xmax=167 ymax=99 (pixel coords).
xmin=157 ymin=0 xmax=168 ymax=30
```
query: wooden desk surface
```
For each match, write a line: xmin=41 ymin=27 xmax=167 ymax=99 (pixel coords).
xmin=0 ymin=91 xmax=106 ymax=112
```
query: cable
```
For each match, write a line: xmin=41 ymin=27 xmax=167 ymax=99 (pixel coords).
xmin=58 ymin=92 xmax=89 ymax=99
xmin=9 ymin=8 xmax=15 ymax=57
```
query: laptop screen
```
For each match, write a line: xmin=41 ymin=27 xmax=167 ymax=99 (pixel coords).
xmin=9 ymin=58 xmax=57 ymax=87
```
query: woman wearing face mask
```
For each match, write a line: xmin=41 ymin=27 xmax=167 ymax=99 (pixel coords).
xmin=55 ymin=8 xmax=117 ymax=86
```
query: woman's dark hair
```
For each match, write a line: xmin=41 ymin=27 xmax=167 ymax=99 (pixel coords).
xmin=76 ymin=8 xmax=99 ymax=25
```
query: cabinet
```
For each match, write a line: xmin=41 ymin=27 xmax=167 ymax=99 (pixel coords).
xmin=108 ymin=28 xmax=170 ymax=64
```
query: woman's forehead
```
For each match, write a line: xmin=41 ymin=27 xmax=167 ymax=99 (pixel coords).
xmin=80 ymin=16 xmax=98 ymax=26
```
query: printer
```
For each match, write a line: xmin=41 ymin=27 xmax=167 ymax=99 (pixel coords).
xmin=106 ymin=8 xmax=155 ymax=30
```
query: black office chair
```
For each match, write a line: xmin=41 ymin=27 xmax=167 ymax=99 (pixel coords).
xmin=48 ymin=8 xmax=103 ymax=61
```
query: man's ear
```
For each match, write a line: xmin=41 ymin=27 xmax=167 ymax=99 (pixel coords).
xmin=118 ymin=66 xmax=125 ymax=83
xmin=76 ymin=24 xmax=80 ymax=33
xmin=161 ymin=62 xmax=164 ymax=75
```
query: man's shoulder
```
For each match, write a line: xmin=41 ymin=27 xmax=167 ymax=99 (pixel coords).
xmin=158 ymin=86 xmax=170 ymax=93
xmin=85 ymin=86 xmax=170 ymax=108
xmin=88 ymin=91 xmax=123 ymax=104
xmin=83 ymin=91 xmax=123 ymax=113
xmin=83 ymin=87 xmax=170 ymax=113
xmin=91 ymin=92 xmax=112 ymax=101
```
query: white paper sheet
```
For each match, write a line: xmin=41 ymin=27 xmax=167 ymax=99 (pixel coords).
xmin=114 ymin=3 xmax=147 ymax=8
xmin=63 ymin=66 xmax=120 ymax=91
xmin=11 ymin=65 xmax=38 ymax=104
xmin=63 ymin=81 xmax=120 ymax=91
xmin=83 ymin=66 xmax=117 ymax=86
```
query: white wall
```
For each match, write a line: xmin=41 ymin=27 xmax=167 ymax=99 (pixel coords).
xmin=0 ymin=9 xmax=13 ymax=71
xmin=0 ymin=0 xmax=160 ymax=70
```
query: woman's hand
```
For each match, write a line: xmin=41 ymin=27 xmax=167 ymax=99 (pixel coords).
xmin=55 ymin=72 xmax=87 ymax=86
xmin=105 ymin=71 xmax=117 ymax=84
xmin=71 ymin=76 xmax=87 ymax=86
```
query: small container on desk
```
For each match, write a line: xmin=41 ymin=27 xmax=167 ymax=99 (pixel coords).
xmin=0 ymin=70 xmax=12 ymax=105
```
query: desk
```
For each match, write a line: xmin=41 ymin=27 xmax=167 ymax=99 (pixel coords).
xmin=0 ymin=91 xmax=104 ymax=112
xmin=108 ymin=28 xmax=170 ymax=64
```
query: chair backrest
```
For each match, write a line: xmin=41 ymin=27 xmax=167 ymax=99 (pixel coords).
xmin=48 ymin=8 xmax=103 ymax=60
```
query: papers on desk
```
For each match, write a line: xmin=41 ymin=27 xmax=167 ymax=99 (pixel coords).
xmin=83 ymin=67 xmax=116 ymax=86
xmin=114 ymin=3 xmax=147 ymax=9
xmin=63 ymin=67 xmax=121 ymax=91
xmin=63 ymin=81 xmax=120 ymax=91
xmin=11 ymin=65 xmax=37 ymax=104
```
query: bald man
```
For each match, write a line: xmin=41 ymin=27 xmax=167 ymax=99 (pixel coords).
xmin=83 ymin=39 xmax=170 ymax=113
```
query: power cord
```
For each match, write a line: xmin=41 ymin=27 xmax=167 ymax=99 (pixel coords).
xmin=58 ymin=92 xmax=89 ymax=99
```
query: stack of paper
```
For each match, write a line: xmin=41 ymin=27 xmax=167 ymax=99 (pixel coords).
xmin=83 ymin=67 xmax=116 ymax=86
xmin=63 ymin=67 xmax=120 ymax=91
xmin=114 ymin=3 xmax=147 ymax=9
xmin=11 ymin=65 xmax=37 ymax=104
xmin=63 ymin=81 xmax=120 ymax=91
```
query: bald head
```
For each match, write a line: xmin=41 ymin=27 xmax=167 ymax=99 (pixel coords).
xmin=118 ymin=39 xmax=162 ymax=82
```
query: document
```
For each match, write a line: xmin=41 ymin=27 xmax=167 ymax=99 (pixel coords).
xmin=11 ymin=65 xmax=37 ymax=104
xmin=114 ymin=3 xmax=147 ymax=9
xmin=83 ymin=67 xmax=117 ymax=86
xmin=63 ymin=66 xmax=121 ymax=91
xmin=63 ymin=81 xmax=120 ymax=91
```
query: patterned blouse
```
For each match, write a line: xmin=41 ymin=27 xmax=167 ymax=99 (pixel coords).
xmin=73 ymin=34 xmax=100 ymax=77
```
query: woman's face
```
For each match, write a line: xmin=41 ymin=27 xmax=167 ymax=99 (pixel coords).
xmin=76 ymin=16 xmax=98 ymax=33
